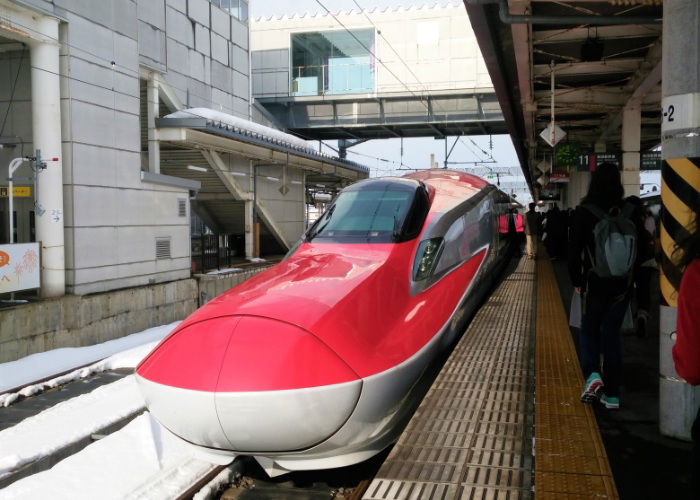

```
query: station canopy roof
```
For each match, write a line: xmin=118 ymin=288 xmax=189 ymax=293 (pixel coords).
xmin=155 ymin=108 xmax=369 ymax=182
xmin=464 ymin=0 xmax=664 ymax=188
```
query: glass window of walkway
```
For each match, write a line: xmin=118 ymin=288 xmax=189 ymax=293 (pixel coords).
xmin=291 ymin=29 xmax=375 ymax=96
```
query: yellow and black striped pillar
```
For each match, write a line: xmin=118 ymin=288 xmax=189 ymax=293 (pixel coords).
xmin=660 ymin=157 xmax=700 ymax=307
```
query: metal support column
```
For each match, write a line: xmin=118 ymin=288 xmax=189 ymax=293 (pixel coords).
xmin=659 ymin=0 xmax=700 ymax=440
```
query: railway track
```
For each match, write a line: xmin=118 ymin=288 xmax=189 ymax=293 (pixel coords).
xmin=212 ymin=452 xmax=387 ymax=500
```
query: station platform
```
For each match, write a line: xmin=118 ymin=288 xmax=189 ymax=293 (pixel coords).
xmin=363 ymin=254 xmax=617 ymax=499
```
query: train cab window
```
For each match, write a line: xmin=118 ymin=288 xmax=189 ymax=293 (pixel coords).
xmin=307 ymin=180 xmax=428 ymax=243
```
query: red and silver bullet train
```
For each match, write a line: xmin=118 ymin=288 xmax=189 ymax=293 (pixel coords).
xmin=136 ymin=169 xmax=513 ymax=476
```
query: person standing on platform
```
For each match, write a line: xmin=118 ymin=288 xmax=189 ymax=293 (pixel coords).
xmin=568 ymin=162 xmax=644 ymax=409
xmin=626 ymin=196 xmax=656 ymax=337
xmin=524 ymin=203 xmax=539 ymax=259
xmin=671 ymin=212 xmax=700 ymax=497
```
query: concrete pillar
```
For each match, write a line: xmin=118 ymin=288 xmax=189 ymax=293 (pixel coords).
xmin=244 ymin=200 xmax=254 ymax=258
xmin=659 ymin=0 xmax=700 ymax=440
xmin=621 ymin=103 xmax=641 ymax=197
xmin=30 ymin=16 xmax=64 ymax=297
xmin=147 ymin=75 xmax=160 ymax=174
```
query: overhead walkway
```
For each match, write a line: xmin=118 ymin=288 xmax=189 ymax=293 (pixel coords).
xmin=363 ymin=252 xmax=617 ymax=499
xmin=255 ymin=89 xmax=506 ymax=141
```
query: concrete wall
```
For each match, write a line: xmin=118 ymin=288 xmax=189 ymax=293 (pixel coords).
xmin=565 ymin=171 xmax=591 ymax=209
xmin=256 ymin=165 xmax=305 ymax=244
xmin=196 ymin=265 xmax=270 ymax=304
xmin=0 ymin=0 xmax=252 ymax=295
xmin=0 ymin=278 xmax=197 ymax=363
xmin=250 ymin=3 xmax=491 ymax=98
xmin=0 ymin=263 xmax=271 ymax=364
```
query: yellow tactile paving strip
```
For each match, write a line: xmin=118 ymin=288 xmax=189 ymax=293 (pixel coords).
xmin=535 ymin=254 xmax=619 ymax=498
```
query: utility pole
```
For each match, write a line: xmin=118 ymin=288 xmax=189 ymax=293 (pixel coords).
xmin=658 ymin=0 xmax=700 ymax=440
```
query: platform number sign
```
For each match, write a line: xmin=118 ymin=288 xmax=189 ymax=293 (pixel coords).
xmin=661 ymin=93 xmax=700 ymax=134
xmin=664 ymin=104 xmax=674 ymax=122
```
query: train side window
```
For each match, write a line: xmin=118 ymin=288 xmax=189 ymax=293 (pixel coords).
xmin=433 ymin=216 xmax=464 ymax=275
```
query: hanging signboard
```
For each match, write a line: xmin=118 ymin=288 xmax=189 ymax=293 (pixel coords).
xmin=578 ymin=152 xmax=621 ymax=172
xmin=539 ymin=124 xmax=566 ymax=147
xmin=0 ymin=243 xmax=41 ymax=293
xmin=549 ymin=173 xmax=570 ymax=183
xmin=641 ymin=151 xmax=662 ymax=170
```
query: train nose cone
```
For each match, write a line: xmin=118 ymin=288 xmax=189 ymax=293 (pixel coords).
xmin=215 ymin=315 xmax=361 ymax=451
xmin=136 ymin=315 xmax=361 ymax=453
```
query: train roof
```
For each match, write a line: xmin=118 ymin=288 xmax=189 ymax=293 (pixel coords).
xmin=403 ymin=169 xmax=490 ymax=190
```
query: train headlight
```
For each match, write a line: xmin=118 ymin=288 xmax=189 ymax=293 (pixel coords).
xmin=413 ymin=237 xmax=444 ymax=281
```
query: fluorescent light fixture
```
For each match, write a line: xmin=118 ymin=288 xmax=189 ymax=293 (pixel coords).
xmin=187 ymin=165 xmax=208 ymax=172
xmin=266 ymin=176 xmax=280 ymax=181
xmin=291 ymin=180 xmax=302 ymax=185
xmin=231 ymin=171 xmax=247 ymax=177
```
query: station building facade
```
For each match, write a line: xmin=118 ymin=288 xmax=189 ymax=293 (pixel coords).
xmin=0 ymin=0 xmax=367 ymax=297
xmin=250 ymin=3 xmax=492 ymax=99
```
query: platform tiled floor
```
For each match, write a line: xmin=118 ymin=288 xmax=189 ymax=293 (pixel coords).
xmin=363 ymin=254 xmax=618 ymax=500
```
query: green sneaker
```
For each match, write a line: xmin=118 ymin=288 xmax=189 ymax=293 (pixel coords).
xmin=600 ymin=394 xmax=620 ymax=410
xmin=581 ymin=372 xmax=603 ymax=403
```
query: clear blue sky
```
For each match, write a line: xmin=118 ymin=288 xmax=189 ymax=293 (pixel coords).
xmin=249 ymin=1 xmax=529 ymax=201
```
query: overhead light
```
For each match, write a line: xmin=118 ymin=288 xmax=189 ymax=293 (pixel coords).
xmin=230 ymin=171 xmax=247 ymax=177
xmin=291 ymin=180 xmax=302 ymax=185
xmin=187 ymin=165 xmax=208 ymax=172
xmin=266 ymin=176 xmax=280 ymax=181
xmin=581 ymin=36 xmax=604 ymax=62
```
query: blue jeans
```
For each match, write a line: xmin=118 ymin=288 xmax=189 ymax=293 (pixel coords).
xmin=579 ymin=290 xmax=628 ymax=397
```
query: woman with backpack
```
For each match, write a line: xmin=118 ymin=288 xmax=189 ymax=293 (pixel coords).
xmin=671 ymin=212 xmax=700 ymax=496
xmin=567 ymin=162 xmax=648 ymax=409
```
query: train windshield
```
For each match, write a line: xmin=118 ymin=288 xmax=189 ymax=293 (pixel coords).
xmin=308 ymin=181 xmax=427 ymax=243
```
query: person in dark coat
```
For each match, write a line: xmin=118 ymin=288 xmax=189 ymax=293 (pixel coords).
xmin=568 ymin=162 xmax=647 ymax=409
xmin=524 ymin=203 xmax=539 ymax=259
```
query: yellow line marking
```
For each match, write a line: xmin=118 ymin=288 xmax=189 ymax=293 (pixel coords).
xmin=667 ymin=158 xmax=700 ymax=191
xmin=661 ymin=178 xmax=695 ymax=229
xmin=660 ymin=271 xmax=677 ymax=308
xmin=659 ymin=224 xmax=680 ymax=266
xmin=535 ymin=249 xmax=618 ymax=498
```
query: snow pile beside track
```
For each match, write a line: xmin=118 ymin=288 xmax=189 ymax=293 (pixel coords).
xmin=0 ymin=414 xmax=217 ymax=500
xmin=0 ymin=376 xmax=144 ymax=480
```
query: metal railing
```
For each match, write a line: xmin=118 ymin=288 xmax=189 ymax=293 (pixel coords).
xmin=291 ymin=63 xmax=375 ymax=96
xmin=191 ymin=234 xmax=245 ymax=273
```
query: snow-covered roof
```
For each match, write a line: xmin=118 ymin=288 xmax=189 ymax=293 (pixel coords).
xmin=252 ymin=1 xmax=463 ymax=23
xmin=162 ymin=108 xmax=369 ymax=175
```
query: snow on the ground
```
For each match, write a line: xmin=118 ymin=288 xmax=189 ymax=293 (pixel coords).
xmin=0 ymin=322 xmax=179 ymax=394
xmin=206 ymin=267 xmax=243 ymax=275
xmin=0 ymin=413 xmax=217 ymax=500
xmin=0 ymin=376 xmax=145 ymax=481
